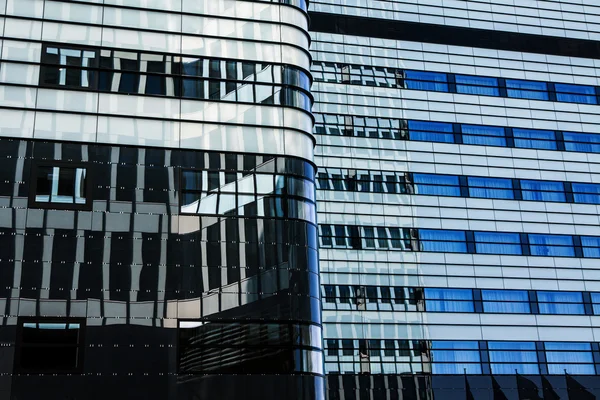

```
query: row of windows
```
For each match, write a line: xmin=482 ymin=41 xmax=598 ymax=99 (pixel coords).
xmin=317 ymin=169 xmax=600 ymax=204
xmin=315 ymin=113 xmax=600 ymax=154
xmin=322 ymin=285 xmax=600 ymax=315
xmin=313 ymin=62 xmax=600 ymax=106
xmin=38 ymin=44 xmax=312 ymax=112
xmin=320 ymin=225 xmax=600 ymax=258
xmin=324 ymin=339 xmax=600 ymax=376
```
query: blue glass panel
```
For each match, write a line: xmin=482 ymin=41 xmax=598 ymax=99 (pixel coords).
xmin=481 ymin=290 xmax=531 ymax=313
xmin=432 ymin=341 xmax=479 ymax=350
xmin=408 ymin=120 xmax=454 ymax=143
xmin=420 ymin=229 xmax=467 ymax=253
xmin=506 ymin=79 xmax=549 ymax=100
xmin=545 ymin=342 xmax=592 ymax=351
xmin=462 ymin=124 xmax=506 ymax=146
xmin=563 ymin=132 xmax=600 ymax=153
xmin=513 ymin=128 xmax=557 ymax=150
xmin=431 ymin=342 xmax=481 ymax=374
xmin=581 ymin=236 xmax=600 ymax=258
xmin=432 ymin=363 xmax=482 ymax=374
xmin=489 ymin=342 xmax=539 ymax=374
xmin=425 ymin=288 xmax=474 ymax=312
xmin=455 ymin=75 xmax=500 ymax=96
xmin=520 ymin=180 xmax=566 ymax=202
xmin=572 ymin=183 xmax=600 ymax=205
xmin=468 ymin=177 xmax=514 ymax=199
xmin=555 ymin=83 xmax=597 ymax=105
xmin=538 ymin=291 xmax=584 ymax=315
xmin=528 ymin=234 xmax=574 ymax=257
xmin=592 ymin=293 xmax=600 ymax=315
xmin=405 ymin=70 xmax=448 ymax=92
xmin=413 ymin=173 xmax=461 ymax=196
xmin=546 ymin=342 xmax=595 ymax=375
xmin=474 ymin=232 xmax=522 ymax=255
xmin=491 ymin=363 xmax=540 ymax=374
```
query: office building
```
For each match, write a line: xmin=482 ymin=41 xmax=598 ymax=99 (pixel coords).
xmin=309 ymin=0 xmax=600 ymax=398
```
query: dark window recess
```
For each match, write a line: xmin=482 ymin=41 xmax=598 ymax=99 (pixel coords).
xmin=15 ymin=319 xmax=84 ymax=373
xmin=29 ymin=163 xmax=91 ymax=210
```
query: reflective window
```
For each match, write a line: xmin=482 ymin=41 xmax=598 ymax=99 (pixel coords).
xmin=431 ymin=341 xmax=481 ymax=374
xmin=563 ymin=131 xmax=600 ymax=153
xmin=537 ymin=291 xmax=585 ymax=315
xmin=41 ymin=46 xmax=98 ymax=89
xmin=455 ymin=75 xmax=499 ymax=96
xmin=555 ymin=83 xmax=597 ymax=105
xmin=591 ymin=293 xmax=600 ymax=315
xmin=474 ymin=232 xmax=522 ymax=255
xmin=481 ymin=290 xmax=531 ymax=314
xmin=513 ymin=128 xmax=557 ymax=150
xmin=408 ymin=120 xmax=454 ymax=143
xmin=572 ymin=183 xmax=600 ymax=204
xmin=425 ymin=288 xmax=474 ymax=312
xmin=582 ymin=236 xmax=600 ymax=258
xmin=506 ymin=79 xmax=549 ymax=100
xmin=404 ymin=70 xmax=448 ymax=92
xmin=520 ymin=180 xmax=566 ymax=202
xmin=545 ymin=342 xmax=595 ymax=375
xmin=488 ymin=342 xmax=539 ymax=375
xmin=528 ymin=234 xmax=575 ymax=257
xmin=413 ymin=173 xmax=460 ymax=196
xmin=32 ymin=165 xmax=88 ymax=209
xmin=419 ymin=230 xmax=467 ymax=253
xmin=468 ymin=177 xmax=514 ymax=199
xmin=462 ymin=124 xmax=506 ymax=146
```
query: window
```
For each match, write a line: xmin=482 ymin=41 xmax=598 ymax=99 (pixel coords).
xmin=431 ymin=341 xmax=481 ymax=374
xmin=513 ymin=128 xmax=557 ymax=150
xmin=591 ymin=293 xmax=600 ymax=314
xmin=41 ymin=45 xmax=99 ymax=89
xmin=408 ymin=120 xmax=454 ymax=143
xmin=537 ymin=291 xmax=585 ymax=315
xmin=528 ymin=234 xmax=575 ymax=257
xmin=520 ymin=180 xmax=566 ymax=202
xmin=413 ymin=173 xmax=461 ymax=196
xmin=461 ymin=124 xmax=506 ymax=146
xmin=555 ymin=83 xmax=597 ymax=105
xmin=323 ymin=285 xmax=336 ymax=303
xmin=404 ymin=70 xmax=448 ymax=92
xmin=581 ymin=236 xmax=600 ymax=258
xmin=327 ymin=339 xmax=339 ymax=356
xmin=30 ymin=163 xmax=90 ymax=210
xmin=341 ymin=339 xmax=354 ymax=356
xmin=488 ymin=342 xmax=539 ymax=375
xmin=455 ymin=75 xmax=499 ymax=96
xmin=474 ymin=232 xmax=522 ymax=255
xmin=419 ymin=229 xmax=467 ymax=253
xmin=481 ymin=290 xmax=531 ymax=314
xmin=320 ymin=225 xmax=333 ymax=247
xmin=505 ymin=79 xmax=549 ymax=100
xmin=545 ymin=342 xmax=595 ymax=375
xmin=468 ymin=177 xmax=514 ymax=199
xmin=15 ymin=319 xmax=84 ymax=373
xmin=425 ymin=288 xmax=474 ymax=312
xmin=572 ymin=183 xmax=600 ymax=205
xmin=563 ymin=132 xmax=600 ymax=153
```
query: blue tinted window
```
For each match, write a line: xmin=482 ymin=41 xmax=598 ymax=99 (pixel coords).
xmin=506 ymin=79 xmax=549 ymax=100
xmin=488 ymin=342 xmax=539 ymax=375
xmin=405 ymin=70 xmax=448 ymax=92
xmin=468 ymin=177 xmax=514 ymax=199
xmin=455 ymin=75 xmax=499 ymax=96
xmin=474 ymin=232 xmax=522 ymax=255
xmin=563 ymin=132 xmax=600 ymax=153
xmin=513 ymin=128 xmax=557 ymax=150
xmin=431 ymin=341 xmax=481 ymax=374
xmin=591 ymin=293 xmax=600 ymax=314
xmin=537 ymin=291 xmax=584 ymax=315
xmin=572 ymin=183 xmax=600 ymax=205
xmin=581 ymin=236 xmax=600 ymax=258
xmin=555 ymin=83 xmax=597 ymax=105
xmin=520 ymin=180 xmax=566 ymax=202
xmin=462 ymin=125 xmax=506 ymax=146
xmin=481 ymin=290 xmax=531 ymax=314
xmin=419 ymin=230 xmax=467 ymax=253
xmin=425 ymin=288 xmax=474 ymax=312
xmin=545 ymin=342 xmax=595 ymax=375
xmin=528 ymin=234 xmax=574 ymax=257
xmin=408 ymin=120 xmax=454 ymax=143
xmin=413 ymin=174 xmax=460 ymax=197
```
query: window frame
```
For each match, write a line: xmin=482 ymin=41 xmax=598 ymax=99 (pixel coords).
xmin=28 ymin=161 xmax=92 ymax=211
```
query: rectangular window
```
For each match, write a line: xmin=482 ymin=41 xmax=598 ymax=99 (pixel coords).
xmin=404 ymin=70 xmax=449 ymax=92
xmin=461 ymin=124 xmax=506 ymax=146
xmin=581 ymin=236 xmax=600 ymax=258
xmin=326 ymin=339 xmax=339 ymax=356
xmin=481 ymin=290 xmax=531 ymax=314
xmin=474 ymin=232 xmax=522 ymax=255
xmin=572 ymin=183 xmax=600 ymax=205
xmin=513 ymin=128 xmax=557 ymax=150
xmin=537 ymin=291 xmax=585 ymax=315
xmin=30 ymin=164 xmax=90 ymax=210
xmin=528 ymin=234 xmax=575 ymax=257
xmin=520 ymin=180 xmax=566 ymax=202
xmin=488 ymin=342 xmax=539 ymax=375
xmin=468 ymin=177 xmax=514 ymax=199
xmin=320 ymin=225 xmax=333 ymax=247
xmin=425 ymin=288 xmax=474 ymax=312
xmin=408 ymin=120 xmax=454 ymax=143
xmin=323 ymin=285 xmax=336 ymax=303
xmin=15 ymin=319 xmax=84 ymax=373
xmin=591 ymin=293 xmax=600 ymax=315
xmin=419 ymin=229 xmax=467 ymax=253
xmin=431 ymin=341 xmax=481 ymax=374
xmin=563 ymin=132 xmax=600 ymax=153
xmin=413 ymin=173 xmax=461 ymax=197
xmin=455 ymin=75 xmax=499 ymax=96
xmin=40 ymin=44 xmax=99 ymax=89
xmin=505 ymin=79 xmax=549 ymax=100
xmin=545 ymin=342 xmax=595 ymax=375
xmin=555 ymin=83 xmax=597 ymax=105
